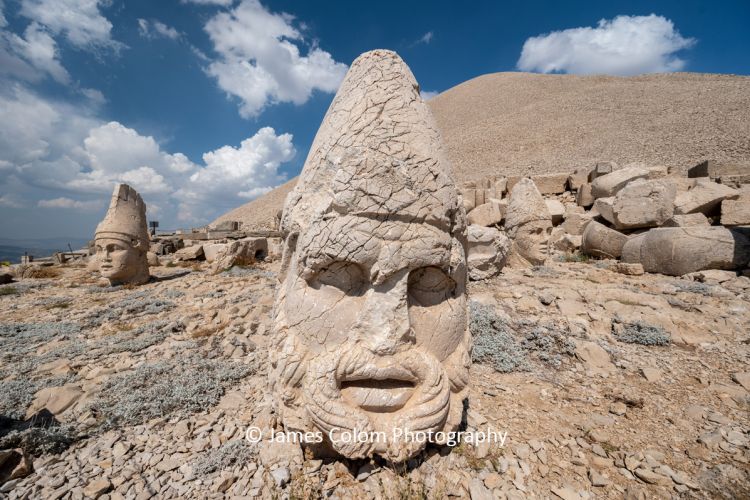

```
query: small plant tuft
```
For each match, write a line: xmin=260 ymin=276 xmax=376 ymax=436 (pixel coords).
xmin=613 ymin=319 xmax=671 ymax=346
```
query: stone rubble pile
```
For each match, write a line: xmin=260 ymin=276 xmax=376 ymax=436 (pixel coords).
xmin=462 ymin=159 xmax=750 ymax=278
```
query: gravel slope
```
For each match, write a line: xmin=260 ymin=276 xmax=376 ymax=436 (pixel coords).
xmin=213 ymin=71 xmax=750 ymax=230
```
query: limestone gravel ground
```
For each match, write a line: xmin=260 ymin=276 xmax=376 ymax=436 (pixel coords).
xmin=0 ymin=258 xmax=748 ymax=499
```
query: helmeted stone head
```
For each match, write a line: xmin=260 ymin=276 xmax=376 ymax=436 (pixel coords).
xmin=270 ymin=50 xmax=471 ymax=462
xmin=93 ymin=184 xmax=150 ymax=285
xmin=505 ymin=178 xmax=552 ymax=267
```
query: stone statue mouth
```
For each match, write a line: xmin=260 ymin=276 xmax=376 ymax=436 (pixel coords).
xmin=339 ymin=369 xmax=418 ymax=413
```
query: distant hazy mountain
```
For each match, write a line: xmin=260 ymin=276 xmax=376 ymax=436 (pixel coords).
xmin=0 ymin=237 xmax=89 ymax=263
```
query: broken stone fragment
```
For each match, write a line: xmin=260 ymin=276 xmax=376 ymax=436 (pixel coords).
xmin=591 ymin=166 xmax=650 ymax=199
xmin=466 ymin=225 xmax=510 ymax=280
xmin=611 ymin=179 xmax=676 ymax=229
xmin=621 ymin=226 xmax=750 ymax=276
xmin=581 ymin=221 xmax=629 ymax=259
xmin=673 ymin=180 xmax=737 ymax=215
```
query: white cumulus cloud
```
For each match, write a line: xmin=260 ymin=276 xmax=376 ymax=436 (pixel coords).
xmin=19 ymin=0 xmax=122 ymax=51
xmin=1 ymin=22 xmax=71 ymax=84
xmin=38 ymin=197 xmax=101 ymax=210
xmin=182 ymin=0 xmax=234 ymax=6
xmin=0 ymin=84 xmax=296 ymax=228
xmin=138 ymin=18 xmax=181 ymax=41
xmin=204 ymin=0 xmax=347 ymax=117
xmin=517 ymin=14 xmax=695 ymax=76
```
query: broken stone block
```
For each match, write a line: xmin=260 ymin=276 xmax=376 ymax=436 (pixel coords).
xmin=467 ymin=199 xmax=506 ymax=227
xmin=506 ymin=176 xmax=522 ymax=193
xmin=716 ymin=174 xmax=750 ymax=188
xmin=575 ymin=341 xmax=615 ymax=376
xmin=211 ymin=220 xmax=241 ymax=231
xmin=173 ymin=245 xmax=204 ymax=261
xmin=26 ymin=384 xmax=83 ymax=418
xmin=666 ymin=177 xmax=697 ymax=193
xmin=720 ymin=200 xmax=750 ymax=225
xmin=553 ymin=232 xmax=582 ymax=252
xmin=674 ymin=180 xmax=738 ymax=215
xmin=459 ymin=187 xmax=477 ymax=212
xmin=562 ymin=212 xmax=593 ymax=236
xmin=491 ymin=177 xmax=507 ymax=198
xmin=0 ymin=449 xmax=32 ymax=484
xmin=593 ymin=197 xmax=615 ymax=225
xmin=211 ymin=238 xmax=267 ymax=272
xmin=146 ymin=252 xmax=159 ymax=267
xmin=662 ymin=213 xmax=710 ymax=227
xmin=545 ymin=199 xmax=565 ymax=225
xmin=589 ymin=161 xmax=618 ymax=181
xmin=646 ymin=166 xmax=668 ymax=179
xmin=621 ymin=227 xmax=750 ymax=276
xmin=688 ymin=159 xmax=750 ymax=180
xmin=611 ymin=179 xmax=676 ymax=229
xmin=531 ymin=173 xmax=569 ymax=194
xmin=202 ymin=243 xmax=228 ymax=263
xmin=581 ymin=221 xmax=629 ymax=259
xmin=466 ymin=225 xmax=511 ymax=280
xmin=591 ymin=167 xmax=650 ymax=199
xmin=568 ymin=166 xmax=593 ymax=191
xmin=577 ymin=183 xmax=595 ymax=207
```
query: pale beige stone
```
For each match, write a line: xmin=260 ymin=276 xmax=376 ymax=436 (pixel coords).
xmin=591 ymin=167 xmax=649 ymax=199
xmin=173 ymin=245 xmax=204 ymax=261
xmin=531 ymin=173 xmax=569 ymax=194
xmin=202 ymin=243 xmax=228 ymax=263
xmin=576 ymin=183 xmax=595 ymax=207
xmin=562 ymin=212 xmax=593 ymax=236
xmin=505 ymin=178 xmax=552 ymax=268
xmin=589 ymin=161 xmax=617 ymax=181
xmin=568 ymin=166 xmax=593 ymax=191
xmin=621 ymin=227 xmax=750 ymax=276
xmin=211 ymin=238 xmax=267 ymax=272
xmin=575 ymin=341 xmax=615 ymax=375
xmin=545 ymin=199 xmax=565 ymax=225
xmin=270 ymin=50 xmax=470 ymax=462
xmin=688 ymin=159 xmax=750 ymax=180
xmin=720 ymin=200 xmax=750 ymax=225
xmin=26 ymin=385 xmax=83 ymax=418
xmin=581 ymin=221 xmax=628 ymax=259
xmin=611 ymin=179 xmax=676 ymax=229
xmin=593 ymin=197 xmax=615 ymax=225
xmin=466 ymin=225 xmax=510 ymax=280
xmin=673 ymin=180 xmax=737 ymax=215
xmin=92 ymin=184 xmax=150 ymax=286
xmin=466 ymin=199 xmax=505 ymax=227
xmin=662 ymin=213 xmax=709 ymax=227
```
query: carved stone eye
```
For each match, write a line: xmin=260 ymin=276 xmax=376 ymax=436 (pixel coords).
xmin=311 ymin=261 xmax=366 ymax=296
xmin=408 ymin=266 xmax=455 ymax=307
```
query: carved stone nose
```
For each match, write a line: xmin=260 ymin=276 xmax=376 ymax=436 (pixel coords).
xmin=354 ymin=270 xmax=414 ymax=355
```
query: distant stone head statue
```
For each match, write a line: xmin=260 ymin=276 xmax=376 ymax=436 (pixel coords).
xmin=504 ymin=178 xmax=552 ymax=267
xmin=270 ymin=50 xmax=471 ymax=462
xmin=93 ymin=184 xmax=150 ymax=285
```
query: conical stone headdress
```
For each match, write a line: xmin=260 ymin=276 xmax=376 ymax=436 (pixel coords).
xmin=505 ymin=178 xmax=551 ymax=230
xmin=95 ymin=184 xmax=149 ymax=248
xmin=280 ymin=49 xmax=463 ymax=237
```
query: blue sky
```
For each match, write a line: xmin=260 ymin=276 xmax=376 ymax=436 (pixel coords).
xmin=1 ymin=0 xmax=748 ymax=240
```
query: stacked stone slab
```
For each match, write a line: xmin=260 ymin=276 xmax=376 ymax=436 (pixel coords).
xmin=455 ymin=158 xmax=749 ymax=279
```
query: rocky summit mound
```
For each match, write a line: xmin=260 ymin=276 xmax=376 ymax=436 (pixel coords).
xmin=213 ymin=71 xmax=750 ymax=231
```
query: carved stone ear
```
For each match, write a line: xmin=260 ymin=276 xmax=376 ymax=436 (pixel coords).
xmin=278 ymin=231 xmax=299 ymax=283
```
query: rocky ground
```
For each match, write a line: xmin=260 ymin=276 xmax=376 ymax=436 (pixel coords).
xmin=0 ymin=258 xmax=748 ymax=499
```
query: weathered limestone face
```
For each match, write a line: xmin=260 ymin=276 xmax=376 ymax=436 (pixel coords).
xmin=93 ymin=184 xmax=150 ymax=286
xmin=270 ymin=50 xmax=471 ymax=462
xmin=505 ymin=178 xmax=552 ymax=267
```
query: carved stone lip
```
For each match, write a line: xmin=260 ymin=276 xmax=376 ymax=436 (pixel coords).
xmin=338 ymin=363 xmax=419 ymax=384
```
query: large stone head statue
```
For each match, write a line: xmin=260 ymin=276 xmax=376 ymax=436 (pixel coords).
xmin=93 ymin=184 xmax=150 ymax=285
xmin=505 ymin=178 xmax=552 ymax=267
xmin=270 ymin=50 xmax=471 ymax=462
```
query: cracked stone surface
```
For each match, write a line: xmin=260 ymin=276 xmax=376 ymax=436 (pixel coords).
xmin=270 ymin=49 xmax=471 ymax=462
